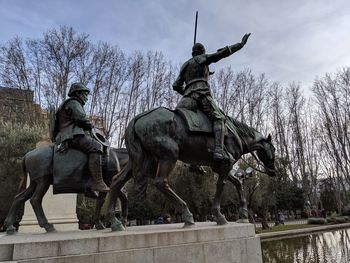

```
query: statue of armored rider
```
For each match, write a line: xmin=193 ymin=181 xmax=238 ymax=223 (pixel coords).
xmin=54 ymin=83 xmax=110 ymax=192
xmin=173 ymin=33 xmax=251 ymax=161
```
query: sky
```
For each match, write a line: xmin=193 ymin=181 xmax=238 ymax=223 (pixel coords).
xmin=1 ymin=0 xmax=349 ymax=94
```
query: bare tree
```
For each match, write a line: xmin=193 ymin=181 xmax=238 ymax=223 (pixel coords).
xmin=312 ymin=68 xmax=350 ymax=211
xmin=0 ymin=37 xmax=32 ymax=91
xmin=39 ymin=26 xmax=91 ymax=108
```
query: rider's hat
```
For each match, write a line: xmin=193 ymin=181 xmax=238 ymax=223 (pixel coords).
xmin=68 ymin=83 xmax=90 ymax=97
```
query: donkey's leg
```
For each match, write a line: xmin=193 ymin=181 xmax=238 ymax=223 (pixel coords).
xmin=4 ymin=183 xmax=37 ymax=235
xmin=30 ymin=177 xmax=55 ymax=232
xmin=94 ymin=192 xmax=107 ymax=230
xmin=227 ymin=172 xmax=249 ymax=223
xmin=212 ymin=169 xmax=229 ymax=225
xmin=154 ymin=160 xmax=194 ymax=227
xmin=108 ymin=166 xmax=132 ymax=231
xmin=119 ymin=190 xmax=128 ymax=227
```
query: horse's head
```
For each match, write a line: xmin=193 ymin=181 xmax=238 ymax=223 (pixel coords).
xmin=256 ymin=134 xmax=276 ymax=177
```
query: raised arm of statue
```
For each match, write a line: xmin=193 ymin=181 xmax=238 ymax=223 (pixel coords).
xmin=206 ymin=33 xmax=251 ymax=64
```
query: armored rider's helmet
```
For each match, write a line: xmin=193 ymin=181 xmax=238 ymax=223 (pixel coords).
xmin=68 ymin=83 xmax=90 ymax=97
xmin=192 ymin=43 xmax=206 ymax=56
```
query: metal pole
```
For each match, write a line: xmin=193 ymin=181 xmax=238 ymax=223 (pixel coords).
xmin=193 ymin=11 xmax=198 ymax=45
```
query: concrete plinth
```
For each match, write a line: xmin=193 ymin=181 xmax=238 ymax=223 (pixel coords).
xmin=20 ymin=179 xmax=78 ymax=233
xmin=0 ymin=222 xmax=262 ymax=263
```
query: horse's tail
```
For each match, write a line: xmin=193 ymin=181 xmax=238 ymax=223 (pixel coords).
xmin=18 ymin=154 xmax=28 ymax=192
xmin=125 ymin=118 xmax=157 ymax=200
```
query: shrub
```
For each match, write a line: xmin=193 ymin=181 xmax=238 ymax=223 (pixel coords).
xmin=307 ymin=217 xmax=327 ymax=224
xmin=0 ymin=122 xmax=44 ymax=225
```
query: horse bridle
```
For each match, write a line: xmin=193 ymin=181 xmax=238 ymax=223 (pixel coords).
xmin=240 ymin=151 xmax=275 ymax=175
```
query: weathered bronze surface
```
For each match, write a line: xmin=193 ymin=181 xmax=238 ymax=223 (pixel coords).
xmin=3 ymin=83 xmax=125 ymax=235
xmin=54 ymin=83 xmax=109 ymax=193
xmin=107 ymin=107 xmax=276 ymax=231
xmin=3 ymin=146 xmax=126 ymax=235
xmin=173 ymin=34 xmax=251 ymax=161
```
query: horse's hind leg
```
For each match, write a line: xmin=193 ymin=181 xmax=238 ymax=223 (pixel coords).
xmin=3 ymin=182 xmax=37 ymax=235
xmin=108 ymin=165 xmax=132 ymax=231
xmin=154 ymin=160 xmax=194 ymax=227
xmin=30 ymin=177 xmax=55 ymax=232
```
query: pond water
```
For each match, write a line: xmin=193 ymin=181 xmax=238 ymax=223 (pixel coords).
xmin=261 ymin=229 xmax=350 ymax=263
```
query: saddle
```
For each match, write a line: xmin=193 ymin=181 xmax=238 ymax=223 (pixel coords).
xmin=53 ymin=128 xmax=110 ymax=194
xmin=176 ymin=108 xmax=212 ymax=133
xmin=175 ymin=97 xmax=244 ymax=160
xmin=53 ymin=147 xmax=89 ymax=194
xmin=175 ymin=97 xmax=213 ymax=133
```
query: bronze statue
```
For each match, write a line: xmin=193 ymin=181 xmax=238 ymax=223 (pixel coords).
xmin=2 ymin=83 xmax=127 ymax=235
xmin=106 ymin=107 xmax=276 ymax=231
xmin=54 ymin=83 xmax=109 ymax=193
xmin=2 ymin=145 xmax=127 ymax=234
xmin=173 ymin=34 xmax=250 ymax=161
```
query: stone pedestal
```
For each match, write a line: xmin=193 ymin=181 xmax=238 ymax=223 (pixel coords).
xmin=1 ymin=222 xmax=262 ymax=263
xmin=19 ymin=176 xmax=79 ymax=233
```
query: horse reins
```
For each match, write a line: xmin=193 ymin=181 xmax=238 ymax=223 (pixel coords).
xmin=240 ymin=152 xmax=274 ymax=174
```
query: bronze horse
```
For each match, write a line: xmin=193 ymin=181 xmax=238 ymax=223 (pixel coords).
xmin=106 ymin=107 xmax=276 ymax=231
xmin=3 ymin=146 xmax=127 ymax=235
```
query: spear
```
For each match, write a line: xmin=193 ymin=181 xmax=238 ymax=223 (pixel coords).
xmin=193 ymin=11 xmax=198 ymax=45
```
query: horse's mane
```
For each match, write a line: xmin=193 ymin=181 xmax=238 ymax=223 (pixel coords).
xmin=225 ymin=115 xmax=257 ymax=139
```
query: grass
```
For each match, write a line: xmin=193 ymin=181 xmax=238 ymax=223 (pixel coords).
xmin=256 ymin=224 xmax=320 ymax=234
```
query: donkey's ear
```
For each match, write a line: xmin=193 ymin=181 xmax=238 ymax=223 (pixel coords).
xmin=267 ymin=134 xmax=272 ymax=141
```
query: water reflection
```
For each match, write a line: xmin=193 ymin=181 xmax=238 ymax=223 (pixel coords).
xmin=262 ymin=229 xmax=350 ymax=263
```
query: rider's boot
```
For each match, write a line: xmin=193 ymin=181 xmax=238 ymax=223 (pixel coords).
xmin=89 ymin=153 xmax=110 ymax=192
xmin=213 ymin=120 xmax=226 ymax=161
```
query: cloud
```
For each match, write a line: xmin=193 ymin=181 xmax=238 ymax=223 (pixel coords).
xmin=1 ymin=0 xmax=349 ymax=93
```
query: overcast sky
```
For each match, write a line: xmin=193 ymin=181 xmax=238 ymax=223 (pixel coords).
xmin=1 ymin=0 xmax=349 ymax=94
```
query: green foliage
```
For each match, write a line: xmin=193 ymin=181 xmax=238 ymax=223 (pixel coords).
xmin=320 ymin=183 xmax=338 ymax=212
xmin=256 ymin=224 xmax=318 ymax=234
xmin=327 ymin=216 xmax=349 ymax=223
xmin=307 ymin=217 xmax=327 ymax=224
xmin=0 ymin=121 xmax=44 ymax=223
xmin=247 ymin=174 xmax=276 ymax=216
xmin=276 ymin=181 xmax=304 ymax=212
xmin=0 ymin=121 xmax=44 ymax=163
xmin=76 ymin=194 xmax=96 ymax=225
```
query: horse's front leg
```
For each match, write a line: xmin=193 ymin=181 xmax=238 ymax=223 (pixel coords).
xmin=107 ymin=182 xmax=125 ymax=232
xmin=119 ymin=190 xmax=128 ymax=227
xmin=94 ymin=192 xmax=107 ymax=230
xmin=227 ymin=171 xmax=249 ymax=223
xmin=211 ymin=172 xmax=228 ymax=225
xmin=154 ymin=160 xmax=194 ymax=227
xmin=108 ymin=164 xmax=132 ymax=231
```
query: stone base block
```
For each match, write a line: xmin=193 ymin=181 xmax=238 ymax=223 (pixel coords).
xmin=0 ymin=222 xmax=262 ymax=263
